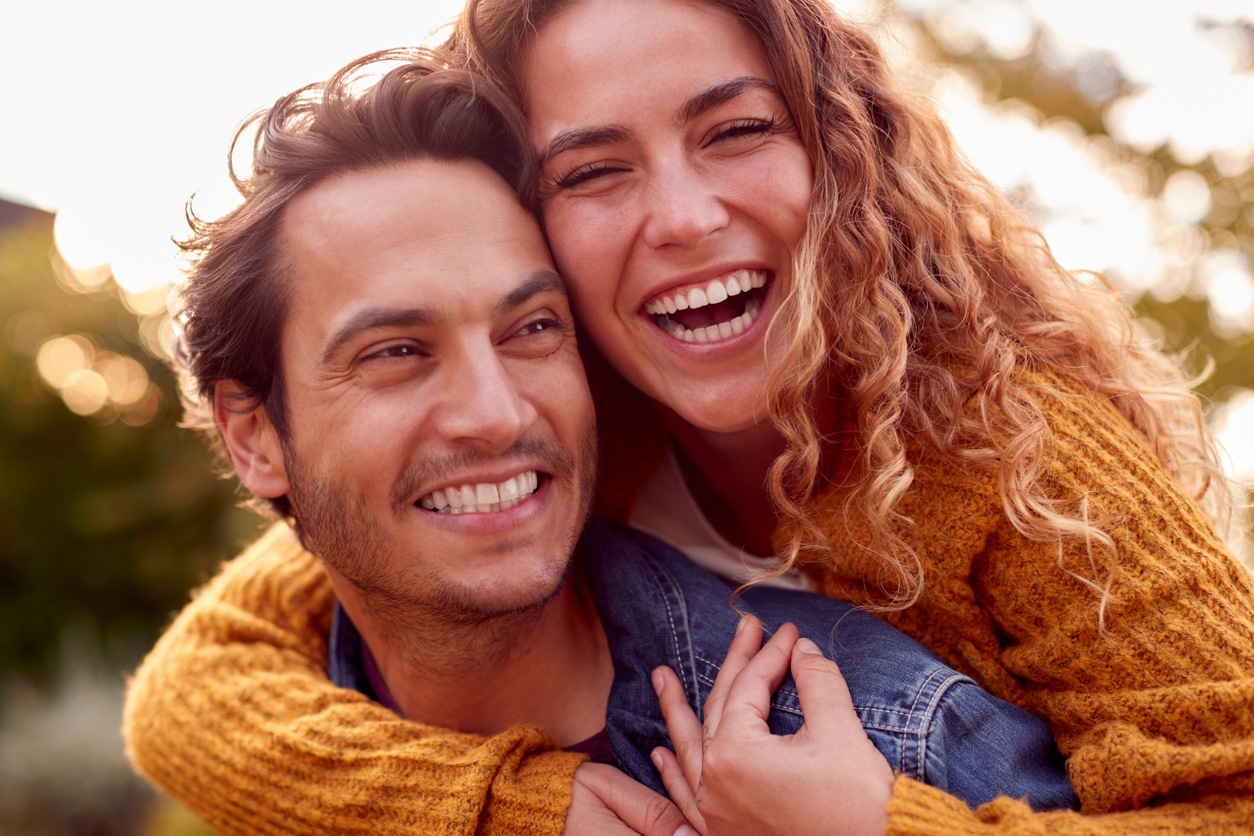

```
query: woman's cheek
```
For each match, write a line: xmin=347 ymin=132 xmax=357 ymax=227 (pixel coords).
xmin=548 ymin=208 xmax=621 ymax=319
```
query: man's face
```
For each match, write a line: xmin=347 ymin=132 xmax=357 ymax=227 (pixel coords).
xmin=258 ymin=159 xmax=596 ymax=618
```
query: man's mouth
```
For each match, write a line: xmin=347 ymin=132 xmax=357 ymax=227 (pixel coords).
xmin=417 ymin=470 xmax=540 ymax=515
xmin=642 ymin=269 xmax=768 ymax=344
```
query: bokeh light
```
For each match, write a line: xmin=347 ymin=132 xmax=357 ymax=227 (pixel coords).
xmin=34 ymin=333 xmax=160 ymax=425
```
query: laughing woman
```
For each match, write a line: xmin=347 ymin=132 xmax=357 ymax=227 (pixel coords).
xmin=124 ymin=0 xmax=1254 ymax=833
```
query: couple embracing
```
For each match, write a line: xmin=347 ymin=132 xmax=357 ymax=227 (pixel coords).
xmin=124 ymin=1 xmax=1254 ymax=834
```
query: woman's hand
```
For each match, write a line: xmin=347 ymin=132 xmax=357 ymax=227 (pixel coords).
xmin=564 ymin=762 xmax=696 ymax=836
xmin=650 ymin=618 xmax=894 ymax=836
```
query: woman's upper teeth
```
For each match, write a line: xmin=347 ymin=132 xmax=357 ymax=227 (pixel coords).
xmin=418 ymin=470 xmax=539 ymax=514
xmin=645 ymin=269 xmax=766 ymax=315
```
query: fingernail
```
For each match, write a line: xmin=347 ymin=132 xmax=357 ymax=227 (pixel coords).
xmin=651 ymin=749 xmax=664 ymax=771
xmin=735 ymin=614 xmax=748 ymax=634
xmin=797 ymin=638 xmax=822 ymax=655
xmin=674 ymin=826 xmax=700 ymax=836
xmin=652 ymin=667 xmax=666 ymax=695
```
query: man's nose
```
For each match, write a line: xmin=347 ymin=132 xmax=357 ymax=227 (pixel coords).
xmin=434 ymin=347 xmax=536 ymax=451
xmin=640 ymin=161 xmax=731 ymax=250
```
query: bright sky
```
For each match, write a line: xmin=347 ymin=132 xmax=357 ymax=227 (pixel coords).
xmin=4 ymin=0 xmax=1254 ymax=479
xmin=1 ymin=0 xmax=462 ymax=290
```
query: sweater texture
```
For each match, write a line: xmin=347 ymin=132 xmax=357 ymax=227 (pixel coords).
xmin=123 ymin=368 xmax=1254 ymax=834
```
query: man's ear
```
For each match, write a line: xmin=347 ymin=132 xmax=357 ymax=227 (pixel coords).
xmin=214 ymin=380 xmax=290 ymax=499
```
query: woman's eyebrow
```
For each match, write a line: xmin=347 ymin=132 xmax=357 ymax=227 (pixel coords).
xmin=537 ymin=77 xmax=778 ymax=168
xmin=677 ymin=77 xmax=779 ymax=124
xmin=538 ymin=125 xmax=634 ymax=168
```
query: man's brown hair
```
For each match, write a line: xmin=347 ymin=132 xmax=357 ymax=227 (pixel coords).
xmin=174 ymin=48 xmax=534 ymax=519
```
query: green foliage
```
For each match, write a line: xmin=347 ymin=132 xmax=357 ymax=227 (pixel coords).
xmin=0 ymin=214 xmax=261 ymax=679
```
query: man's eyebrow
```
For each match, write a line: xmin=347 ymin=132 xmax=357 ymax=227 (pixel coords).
xmin=497 ymin=269 xmax=567 ymax=316
xmin=677 ymin=77 xmax=779 ymax=125
xmin=538 ymin=125 xmax=634 ymax=169
xmin=320 ymin=306 xmax=441 ymax=366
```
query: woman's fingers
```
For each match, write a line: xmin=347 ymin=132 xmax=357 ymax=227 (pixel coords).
xmin=788 ymin=637 xmax=859 ymax=738
xmin=699 ymin=615 xmax=764 ymax=736
xmin=652 ymin=665 xmax=704 ymax=790
xmin=717 ymin=622 xmax=801 ymax=732
xmin=567 ymin=762 xmax=693 ymax=836
xmin=651 ymin=746 xmax=707 ymax=836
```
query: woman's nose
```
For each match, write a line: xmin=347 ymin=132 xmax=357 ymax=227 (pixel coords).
xmin=640 ymin=162 xmax=731 ymax=249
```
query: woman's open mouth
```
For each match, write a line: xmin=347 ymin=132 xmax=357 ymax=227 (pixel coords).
xmin=642 ymin=269 xmax=768 ymax=344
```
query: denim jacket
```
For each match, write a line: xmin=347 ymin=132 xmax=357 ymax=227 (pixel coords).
xmin=331 ymin=517 xmax=1077 ymax=812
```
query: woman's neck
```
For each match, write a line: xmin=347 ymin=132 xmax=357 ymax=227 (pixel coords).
xmin=654 ymin=380 xmax=848 ymax=557
xmin=660 ymin=415 xmax=787 ymax=556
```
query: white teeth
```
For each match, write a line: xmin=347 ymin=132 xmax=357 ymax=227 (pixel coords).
xmin=500 ymin=477 xmax=519 ymax=502
xmin=645 ymin=270 xmax=765 ymax=315
xmin=419 ymin=471 xmax=540 ymax=514
xmin=645 ymin=270 xmax=768 ymax=345
xmin=706 ymin=280 xmax=728 ymax=305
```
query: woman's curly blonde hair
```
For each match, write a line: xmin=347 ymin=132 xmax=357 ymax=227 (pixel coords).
xmin=451 ymin=0 xmax=1230 ymax=610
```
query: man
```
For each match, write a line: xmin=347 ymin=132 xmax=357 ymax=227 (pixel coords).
xmin=124 ymin=50 xmax=1075 ymax=836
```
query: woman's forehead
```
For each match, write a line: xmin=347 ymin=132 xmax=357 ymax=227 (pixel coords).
xmin=519 ymin=0 xmax=775 ymax=128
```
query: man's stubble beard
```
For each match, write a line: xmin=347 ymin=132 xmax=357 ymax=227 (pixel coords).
xmin=282 ymin=424 xmax=599 ymax=672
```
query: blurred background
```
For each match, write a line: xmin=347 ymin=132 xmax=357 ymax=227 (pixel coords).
xmin=1 ymin=0 xmax=1251 ymax=832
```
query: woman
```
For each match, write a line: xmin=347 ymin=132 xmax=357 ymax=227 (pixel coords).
xmin=124 ymin=0 xmax=1254 ymax=833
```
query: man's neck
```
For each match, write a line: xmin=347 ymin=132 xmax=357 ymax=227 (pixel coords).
xmin=327 ymin=568 xmax=613 ymax=747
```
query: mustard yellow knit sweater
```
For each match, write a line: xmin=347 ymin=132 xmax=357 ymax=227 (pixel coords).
xmin=124 ymin=376 xmax=1254 ymax=834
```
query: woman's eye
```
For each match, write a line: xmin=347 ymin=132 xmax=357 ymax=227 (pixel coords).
xmin=710 ymin=118 xmax=776 ymax=144
xmin=553 ymin=161 xmax=627 ymax=189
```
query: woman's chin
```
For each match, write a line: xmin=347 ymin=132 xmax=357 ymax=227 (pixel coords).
xmin=651 ymin=383 xmax=774 ymax=438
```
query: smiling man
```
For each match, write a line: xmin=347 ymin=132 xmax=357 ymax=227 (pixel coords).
xmin=222 ymin=155 xmax=609 ymax=743
xmin=124 ymin=49 xmax=1077 ymax=836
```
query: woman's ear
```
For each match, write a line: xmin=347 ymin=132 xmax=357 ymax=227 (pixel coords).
xmin=214 ymin=380 xmax=291 ymax=499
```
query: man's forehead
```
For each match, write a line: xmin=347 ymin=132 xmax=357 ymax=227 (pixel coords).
xmin=275 ymin=159 xmax=558 ymax=352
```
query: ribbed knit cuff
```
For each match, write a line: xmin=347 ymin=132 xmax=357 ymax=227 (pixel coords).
xmin=886 ymin=776 xmax=985 ymax=836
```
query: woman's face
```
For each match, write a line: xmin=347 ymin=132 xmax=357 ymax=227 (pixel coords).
xmin=521 ymin=0 xmax=813 ymax=434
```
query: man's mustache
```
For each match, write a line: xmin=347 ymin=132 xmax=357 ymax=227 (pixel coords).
xmin=388 ymin=434 xmax=577 ymax=513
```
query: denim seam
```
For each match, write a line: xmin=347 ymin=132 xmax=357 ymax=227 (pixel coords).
xmin=640 ymin=550 xmax=700 ymax=716
xmin=909 ymin=669 xmax=976 ymax=785
xmin=899 ymin=667 xmax=951 ymax=781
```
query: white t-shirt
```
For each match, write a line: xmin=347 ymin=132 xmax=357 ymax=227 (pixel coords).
xmin=627 ymin=445 xmax=815 ymax=592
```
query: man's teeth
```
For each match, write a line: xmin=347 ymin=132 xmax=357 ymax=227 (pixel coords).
xmin=644 ymin=269 xmax=765 ymax=317
xmin=418 ymin=471 xmax=539 ymax=515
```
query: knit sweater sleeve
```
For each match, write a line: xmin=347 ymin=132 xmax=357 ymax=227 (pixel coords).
xmin=122 ymin=523 xmax=585 ymax=836
xmin=818 ymin=378 xmax=1254 ymax=834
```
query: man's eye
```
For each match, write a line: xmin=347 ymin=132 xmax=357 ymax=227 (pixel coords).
xmin=514 ymin=318 xmax=559 ymax=338
xmin=367 ymin=344 xmax=424 ymax=360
